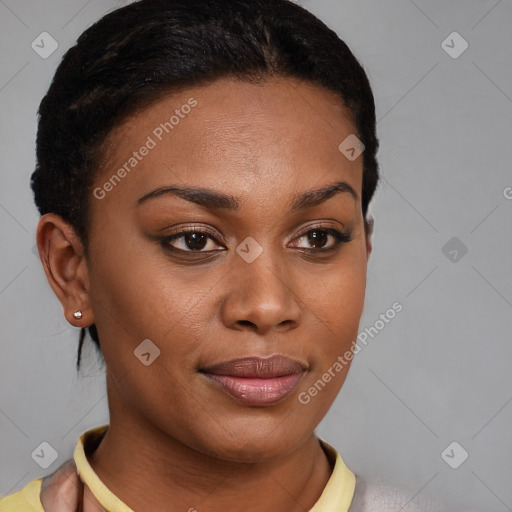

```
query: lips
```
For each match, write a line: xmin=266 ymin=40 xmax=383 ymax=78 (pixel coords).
xmin=200 ymin=355 xmax=307 ymax=407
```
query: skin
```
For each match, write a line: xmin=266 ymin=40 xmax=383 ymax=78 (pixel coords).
xmin=37 ymin=76 xmax=373 ymax=512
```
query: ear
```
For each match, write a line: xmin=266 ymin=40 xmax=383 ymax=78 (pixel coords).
xmin=364 ymin=215 xmax=374 ymax=262
xmin=36 ymin=213 xmax=94 ymax=327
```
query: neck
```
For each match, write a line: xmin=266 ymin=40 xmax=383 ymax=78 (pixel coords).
xmin=87 ymin=388 xmax=333 ymax=512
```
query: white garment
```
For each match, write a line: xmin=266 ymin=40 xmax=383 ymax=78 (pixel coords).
xmin=349 ymin=476 xmax=446 ymax=512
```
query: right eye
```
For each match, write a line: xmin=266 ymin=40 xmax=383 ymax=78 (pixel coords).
xmin=160 ymin=229 xmax=226 ymax=253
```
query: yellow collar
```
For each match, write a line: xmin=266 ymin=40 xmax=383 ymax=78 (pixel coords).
xmin=74 ymin=424 xmax=355 ymax=512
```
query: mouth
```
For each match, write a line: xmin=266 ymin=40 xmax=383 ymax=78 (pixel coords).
xmin=199 ymin=355 xmax=308 ymax=407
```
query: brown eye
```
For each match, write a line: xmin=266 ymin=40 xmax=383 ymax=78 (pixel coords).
xmin=182 ymin=232 xmax=208 ymax=250
xmin=292 ymin=227 xmax=353 ymax=252
xmin=162 ymin=230 xmax=225 ymax=252
xmin=306 ymin=230 xmax=329 ymax=249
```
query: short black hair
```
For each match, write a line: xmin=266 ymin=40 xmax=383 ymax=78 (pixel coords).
xmin=31 ymin=0 xmax=380 ymax=371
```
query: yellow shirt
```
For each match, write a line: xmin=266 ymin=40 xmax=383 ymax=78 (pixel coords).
xmin=0 ymin=424 xmax=356 ymax=511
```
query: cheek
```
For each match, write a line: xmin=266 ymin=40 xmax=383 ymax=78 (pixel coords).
xmin=298 ymin=241 xmax=367 ymax=395
xmin=304 ymin=241 xmax=367 ymax=333
xmin=87 ymin=229 xmax=212 ymax=372
xmin=86 ymin=231 xmax=162 ymax=347
xmin=87 ymin=243 xmax=206 ymax=418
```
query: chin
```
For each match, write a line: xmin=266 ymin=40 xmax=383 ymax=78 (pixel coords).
xmin=193 ymin=419 xmax=308 ymax=464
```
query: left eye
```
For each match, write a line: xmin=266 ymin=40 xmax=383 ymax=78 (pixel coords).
xmin=291 ymin=228 xmax=352 ymax=251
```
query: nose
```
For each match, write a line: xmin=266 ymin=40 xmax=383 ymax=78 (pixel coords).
xmin=220 ymin=249 xmax=302 ymax=335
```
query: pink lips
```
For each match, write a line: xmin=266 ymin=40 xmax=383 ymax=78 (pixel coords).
xmin=200 ymin=355 xmax=307 ymax=407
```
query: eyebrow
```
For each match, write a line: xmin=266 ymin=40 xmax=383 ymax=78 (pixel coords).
xmin=136 ymin=180 xmax=358 ymax=211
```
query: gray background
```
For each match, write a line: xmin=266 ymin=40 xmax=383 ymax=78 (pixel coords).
xmin=1 ymin=0 xmax=511 ymax=510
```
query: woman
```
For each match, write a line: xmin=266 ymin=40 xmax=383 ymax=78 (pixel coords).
xmin=0 ymin=0 xmax=444 ymax=510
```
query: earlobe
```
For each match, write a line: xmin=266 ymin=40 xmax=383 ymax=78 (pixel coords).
xmin=365 ymin=215 xmax=374 ymax=262
xmin=36 ymin=214 xmax=94 ymax=327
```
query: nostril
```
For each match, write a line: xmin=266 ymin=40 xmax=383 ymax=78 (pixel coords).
xmin=237 ymin=320 xmax=257 ymax=328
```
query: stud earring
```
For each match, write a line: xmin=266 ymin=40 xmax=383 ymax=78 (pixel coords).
xmin=73 ymin=311 xmax=83 ymax=319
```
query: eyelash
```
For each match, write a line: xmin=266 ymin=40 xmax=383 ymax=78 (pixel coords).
xmin=159 ymin=225 xmax=353 ymax=256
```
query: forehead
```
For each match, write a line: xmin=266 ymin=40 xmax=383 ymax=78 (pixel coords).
xmin=94 ymin=77 xmax=363 ymax=208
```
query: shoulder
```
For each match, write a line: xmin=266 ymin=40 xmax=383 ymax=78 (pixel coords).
xmin=319 ymin=440 xmax=445 ymax=512
xmin=0 ymin=459 xmax=82 ymax=512
xmin=349 ymin=475 xmax=445 ymax=512
xmin=0 ymin=478 xmax=44 ymax=512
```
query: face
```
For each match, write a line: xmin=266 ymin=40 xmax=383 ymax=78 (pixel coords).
xmin=83 ymin=77 xmax=371 ymax=462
